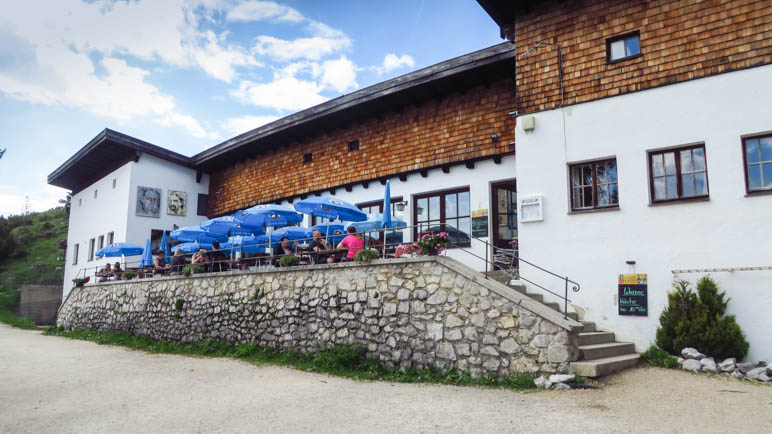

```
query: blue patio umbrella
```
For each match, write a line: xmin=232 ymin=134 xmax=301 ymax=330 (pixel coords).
xmin=271 ymin=227 xmax=311 ymax=244
xmin=95 ymin=242 xmax=144 ymax=258
xmin=171 ymin=242 xmax=213 ymax=254
xmin=160 ymin=231 xmax=171 ymax=264
xmin=200 ymin=216 xmax=260 ymax=237
xmin=294 ymin=197 xmax=367 ymax=222
xmin=171 ymin=225 xmax=228 ymax=243
xmin=139 ymin=238 xmax=154 ymax=267
xmin=223 ymin=235 xmax=269 ymax=254
xmin=233 ymin=204 xmax=303 ymax=231
xmin=382 ymin=180 xmax=393 ymax=228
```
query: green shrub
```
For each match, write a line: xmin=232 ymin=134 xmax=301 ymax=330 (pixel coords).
xmin=641 ymin=345 xmax=680 ymax=368
xmin=279 ymin=255 xmax=299 ymax=267
xmin=182 ymin=265 xmax=205 ymax=277
xmin=354 ymin=248 xmax=379 ymax=264
xmin=175 ymin=298 xmax=185 ymax=311
xmin=655 ymin=276 xmax=748 ymax=360
xmin=122 ymin=271 xmax=137 ymax=280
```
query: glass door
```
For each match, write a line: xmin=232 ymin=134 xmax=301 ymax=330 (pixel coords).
xmin=491 ymin=181 xmax=517 ymax=269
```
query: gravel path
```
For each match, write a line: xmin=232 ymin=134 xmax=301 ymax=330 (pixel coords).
xmin=0 ymin=324 xmax=769 ymax=433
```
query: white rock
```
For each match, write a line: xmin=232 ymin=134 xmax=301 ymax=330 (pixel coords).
xmin=534 ymin=375 xmax=546 ymax=388
xmin=758 ymin=373 xmax=771 ymax=382
xmin=718 ymin=358 xmax=736 ymax=372
xmin=682 ymin=359 xmax=702 ymax=371
xmin=552 ymin=382 xmax=571 ymax=390
xmin=746 ymin=366 xmax=769 ymax=381
xmin=677 ymin=357 xmax=685 ymax=366
xmin=548 ymin=374 xmax=575 ymax=384
xmin=700 ymin=357 xmax=717 ymax=373
xmin=681 ymin=347 xmax=705 ymax=360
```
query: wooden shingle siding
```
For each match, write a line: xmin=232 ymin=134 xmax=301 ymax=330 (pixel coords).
xmin=514 ymin=0 xmax=772 ymax=114
xmin=207 ymin=79 xmax=516 ymax=217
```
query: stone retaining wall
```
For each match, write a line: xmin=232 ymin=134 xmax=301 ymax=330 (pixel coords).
xmin=57 ymin=257 xmax=581 ymax=376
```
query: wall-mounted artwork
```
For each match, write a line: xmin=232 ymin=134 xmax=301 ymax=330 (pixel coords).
xmin=167 ymin=190 xmax=187 ymax=216
xmin=136 ymin=186 xmax=161 ymax=218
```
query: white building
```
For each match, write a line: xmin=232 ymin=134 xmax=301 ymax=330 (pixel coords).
xmin=48 ymin=129 xmax=210 ymax=298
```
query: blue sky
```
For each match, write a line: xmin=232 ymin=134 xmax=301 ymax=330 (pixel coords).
xmin=0 ymin=0 xmax=502 ymax=216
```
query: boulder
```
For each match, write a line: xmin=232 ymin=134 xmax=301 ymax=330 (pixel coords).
xmin=552 ymin=383 xmax=571 ymax=390
xmin=730 ymin=371 xmax=744 ymax=379
xmin=758 ymin=373 xmax=771 ymax=383
xmin=534 ymin=375 xmax=546 ymax=388
xmin=700 ymin=357 xmax=717 ymax=373
xmin=682 ymin=359 xmax=702 ymax=372
xmin=736 ymin=362 xmax=757 ymax=374
xmin=681 ymin=347 xmax=705 ymax=360
xmin=677 ymin=357 xmax=685 ymax=366
xmin=548 ymin=374 xmax=575 ymax=384
xmin=746 ymin=366 xmax=769 ymax=381
xmin=718 ymin=358 xmax=736 ymax=372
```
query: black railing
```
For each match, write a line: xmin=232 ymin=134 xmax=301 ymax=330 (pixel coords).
xmin=455 ymin=236 xmax=580 ymax=320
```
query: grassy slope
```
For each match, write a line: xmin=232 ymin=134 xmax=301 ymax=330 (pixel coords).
xmin=0 ymin=207 xmax=68 ymax=321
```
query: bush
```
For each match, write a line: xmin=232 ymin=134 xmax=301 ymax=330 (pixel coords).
xmin=354 ymin=248 xmax=379 ymax=264
xmin=122 ymin=271 xmax=137 ymax=280
xmin=655 ymin=277 xmax=749 ymax=360
xmin=279 ymin=255 xmax=299 ymax=267
xmin=641 ymin=345 xmax=680 ymax=369
xmin=182 ymin=265 xmax=205 ymax=277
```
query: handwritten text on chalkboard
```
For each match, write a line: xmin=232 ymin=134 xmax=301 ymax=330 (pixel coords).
xmin=618 ymin=274 xmax=648 ymax=316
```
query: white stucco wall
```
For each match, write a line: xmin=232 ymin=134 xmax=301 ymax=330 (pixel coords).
xmin=515 ymin=64 xmax=772 ymax=361
xmin=63 ymin=153 xmax=210 ymax=298
xmin=275 ymin=154 xmax=517 ymax=270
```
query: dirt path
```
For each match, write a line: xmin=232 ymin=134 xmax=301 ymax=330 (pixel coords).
xmin=0 ymin=324 xmax=769 ymax=433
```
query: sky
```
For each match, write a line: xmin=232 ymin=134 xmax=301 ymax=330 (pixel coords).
xmin=0 ymin=0 xmax=503 ymax=217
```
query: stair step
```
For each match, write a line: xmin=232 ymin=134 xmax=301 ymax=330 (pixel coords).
xmin=571 ymin=353 xmax=640 ymax=378
xmin=526 ymin=292 xmax=543 ymax=303
xmin=578 ymin=331 xmax=615 ymax=346
xmin=566 ymin=311 xmax=578 ymax=321
xmin=544 ymin=302 xmax=560 ymax=312
xmin=507 ymin=284 xmax=526 ymax=294
xmin=580 ymin=342 xmax=636 ymax=360
xmin=580 ymin=321 xmax=596 ymax=333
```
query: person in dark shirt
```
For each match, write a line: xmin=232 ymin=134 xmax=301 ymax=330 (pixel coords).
xmin=170 ymin=249 xmax=187 ymax=274
xmin=273 ymin=237 xmax=296 ymax=257
xmin=210 ymin=241 xmax=229 ymax=272
xmin=309 ymin=229 xmax=333 ymax=264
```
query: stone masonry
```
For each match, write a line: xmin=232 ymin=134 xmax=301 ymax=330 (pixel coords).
xmin=57 ymin=257 xmax=581 ymax=376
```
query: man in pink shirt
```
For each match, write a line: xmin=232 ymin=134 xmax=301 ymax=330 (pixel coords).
xmin=337 ymin=226 xmax=364 ymax=261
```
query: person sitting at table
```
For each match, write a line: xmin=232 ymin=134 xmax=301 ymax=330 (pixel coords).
xmin=337 ymin=226 xmax=364 ymax=262
xmin=96 ymin=263 xmax=112 ymax=282
xmin=113 ymin=262 xmax=123 ymax=280
xmin=192 ymin=248 xmax=210 ymax=271
xmin=309 ymin=229 xmax=334 ymax=264
xmin=153 ymin=250 xmax=169 ymax=269
xmin=170 ymin=249 xmax=186 ymax=274
xmin=210 ymin=241 xmax=229 ymax=272
xmin=273 ymin=237 xmax=297 ymax=257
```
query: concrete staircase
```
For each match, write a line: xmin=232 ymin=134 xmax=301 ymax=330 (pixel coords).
xmin=486 ymin=270 xmax=639 ymax=377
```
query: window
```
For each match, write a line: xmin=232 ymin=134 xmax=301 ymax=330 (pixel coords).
xmin=303 ymin=153 xmax=313 ymax=164
xmin=72 ymin=243 xmax=79 ymax=265
xmin=78 ymin=198 xmax=82 ymax=207
xmin=649 ymin=145 xmax=709 ymax=202
xmin=112 ymin=179 xmax=116 ymax=189
xmin=569 ymin=159 xmax=619 ymax=211
xmin=88 ymin=238 xmax=95 ymax=262
xmin=743 ymin=134 xmax=772 ymax=193
xmin=414 ymin=188 xmax=471 ymax=247
xmin=94 ymin=189 xmax=98 ymax=198
xmin=98 ymin=235 xmax=104 ymax=251
xmin=197 ymin=194 xmax=208 ymax=217
xmin=607 ymin=32 xmax=640 ymax=62
xmin=357 ymin=197 xmax=405 ymax=244
xmin=348 ymin=139 xmax=360 ymax=152
xmin=151 ymin=229 xmax=165 ymax=253
xmin=107 ymin=231 xmax=114 ymax=245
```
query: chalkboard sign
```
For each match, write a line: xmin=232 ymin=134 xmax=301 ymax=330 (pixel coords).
xmin=472 ymin=216 xmax=488 ymax=238
xmin=618 ymin=274 xmax=648 ymax=316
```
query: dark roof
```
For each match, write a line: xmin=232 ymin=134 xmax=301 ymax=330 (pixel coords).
xmin=476 ymin=0 xmax=551 ymax=40
xmin=191 ymin=42 xmax=516 ymax=172
xmin=47 ymin=129 xmax=191 ymax=193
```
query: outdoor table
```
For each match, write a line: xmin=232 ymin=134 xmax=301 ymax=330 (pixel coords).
xmin=316 ymin=248 xmax=348 ymax=263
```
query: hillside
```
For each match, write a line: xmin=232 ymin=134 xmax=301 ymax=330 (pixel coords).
xmin=0 ymin=207 xmax=68 ymax=312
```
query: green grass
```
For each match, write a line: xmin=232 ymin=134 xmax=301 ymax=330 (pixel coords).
xmin=45 ymin=327 xmax=538 ymax=390
xmin=641 ymin=345 xmax=680 ymax=369
xmin=0 ymin=309 xmax=38 ymax=329
xmin=0 ymin=207 xmax=67 ymax=316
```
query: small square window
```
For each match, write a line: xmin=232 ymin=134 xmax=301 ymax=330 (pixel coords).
xmin=72 ymin=243 xmax=79 ymax=265
xmin=348 ymin=140 xmax=360 ymax=152
xmin=78 ymin=198 xmax=82 ymax=206
xmin=197 ymin=194 xmax=208 ymax=217
xmin=112 ymin=179 xmax=116 ymax=189
xmin=569 ymin=158 xmax=619 ymax=211
xmin=98 ymin=235 xmax=104 ymax=250
xmin=607 ymin=32 xmax=640 ymax=62
xmin=743 ymin=134 xmax=772 ymax=193
xmin=303 ymin=153 xmax=313 ymax=164
xmin=107 ymin=231 xmax=114 ymax=244
xmin=94 ymin=189 xmax=98 ymax=198
xmin=88 ymin=238 xmax=95 ymax=262
xmin=648 ymin=144 xmax=709 ymax=202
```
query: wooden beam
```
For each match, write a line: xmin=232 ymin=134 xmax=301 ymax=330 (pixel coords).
xmin=493 ymin=155 xmax=502 ymax=164
xmin=465 ymin=161 xmax=475 ymax=169
xmin=329 ymin=188 xmax=336 ymax=195
xmin=420 ymin=169 xmax=428 ymax=178
xmin=379 ymin=178 xmax=388 ymax=185
xmin=196 ymin=171 xmax=203 ymax=183
xmin=345 ymin=185 xmax=353 ymax=192
xmin=442 ymin=165 xmax=450 ymax=174
xmin=134 ymin=151 xmax=141 ymax=163
xmin=362 ymin=181 xmax=369 ymax=189
xmin=398 ymin=174 xmax=407 ymax=182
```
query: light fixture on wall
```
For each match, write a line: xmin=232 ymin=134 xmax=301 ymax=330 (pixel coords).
xmin=173 ymin=224 xmax=179 ymax=230
xmin=394 ymin=201 xmax=407 ymax=212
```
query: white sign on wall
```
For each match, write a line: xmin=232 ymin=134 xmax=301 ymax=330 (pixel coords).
xmin=518 ymin=195 xmax=543 ymax=222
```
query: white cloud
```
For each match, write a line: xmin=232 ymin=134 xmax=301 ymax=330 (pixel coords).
xmin=373 ymin=53 xmax=415 ymax=75
xmin=0 ymin=183 xmax=67 ymax=217
xmin=233 ymin=77 xmax=327 ymax=111
xmin=221 ymin=114 xmax=281 ymax=136
xmin=226 ymin=0 xmax=304 ymax=23
xmin=321 ymin=56 xmax=358 ymax=93
xmin=253 ymin=35 xmax=351 ymax=61
xmin=191 ymin=30 xmax=261 ymax=82
xmin=157 ymin=112 xmax=220 ymax=140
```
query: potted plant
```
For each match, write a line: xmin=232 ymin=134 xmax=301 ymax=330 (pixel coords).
xmin=72 ymin=277 xmax=90 ymax=287
xmin=354 ymin=248 xmax=379 ymax=264
xmin=182 ymin=264 xmax=205 ymax=277
xmin=279 ymin=255 xmax=300 ymax=267
xmin=414 ymin=232 xmax=450 ymax=256
xmin=122 ymin=271 xmax=137 ymax=281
